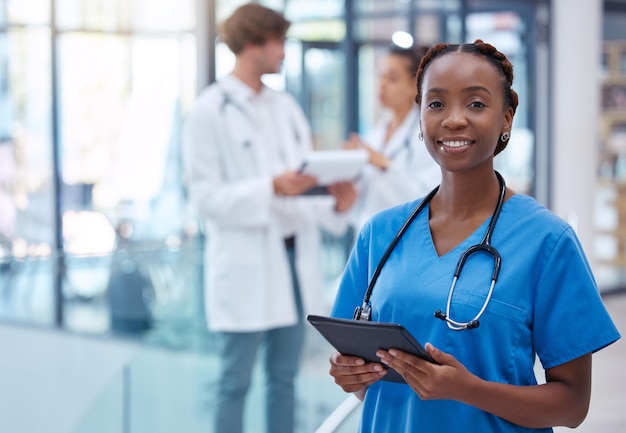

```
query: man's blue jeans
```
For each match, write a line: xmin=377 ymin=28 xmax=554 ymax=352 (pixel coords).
xmin=213 ymin=246 xmax=304 ymax=433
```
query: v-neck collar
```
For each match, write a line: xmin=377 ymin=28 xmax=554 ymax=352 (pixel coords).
xmin=421 ymin=196 xmax=515 ymax=259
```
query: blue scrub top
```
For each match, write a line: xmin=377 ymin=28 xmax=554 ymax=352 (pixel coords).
xmin=331 ymin=193 xmax=621 ymax=433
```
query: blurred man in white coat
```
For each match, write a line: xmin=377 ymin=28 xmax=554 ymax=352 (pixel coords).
xmin=182 ymin=3 xmax=356 ymax=432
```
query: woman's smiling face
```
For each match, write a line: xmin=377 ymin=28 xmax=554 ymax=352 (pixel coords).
xmin=419 ymin=52 xmax=513 ymax=174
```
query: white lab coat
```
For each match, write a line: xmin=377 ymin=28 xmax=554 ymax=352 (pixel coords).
xmin=349 ymin=106 xmax=441 ymax=231
xmin=183 ymin=75 xmax=347 ymax=332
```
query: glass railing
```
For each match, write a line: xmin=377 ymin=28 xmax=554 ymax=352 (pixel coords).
xmin=71 ymin=325 xmax=363 ymax=433
xmin=0 ymin=236 xmax=207 ymax=338
xmin=0 ymin=233 xmax=362 ymax=432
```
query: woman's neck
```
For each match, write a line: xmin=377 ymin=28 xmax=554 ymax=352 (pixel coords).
xmin=428 ymin=169 xmax=505 ymax=256
xmin=434 ymin=170 xmax=503 ymax=220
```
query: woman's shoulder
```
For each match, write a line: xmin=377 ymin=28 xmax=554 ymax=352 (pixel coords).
xmin=507 ymin=193 xmax=561 ymax=217
xmin=367 ymin=198 xmax=426 ymax=232
xmin=363 ymin=193 xmax=574 ymax=241
xmin=504 ymin=193 xmax=572 ymax=236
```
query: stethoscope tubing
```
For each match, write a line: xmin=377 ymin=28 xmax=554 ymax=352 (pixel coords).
xmin=354 ymin=185 xmax=439 ymax=321
xmin=354 ymin=171 xmax=506 ymax=331
xmin=442 ymin=276 xmax=496 ymax=331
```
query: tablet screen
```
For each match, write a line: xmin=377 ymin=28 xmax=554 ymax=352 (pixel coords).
xmin=307 ymin=314 xmax=435 ymax=383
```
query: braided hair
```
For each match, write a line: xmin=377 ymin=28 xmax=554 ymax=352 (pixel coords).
xmin=415 ymin=39 xmax=519 ymax=155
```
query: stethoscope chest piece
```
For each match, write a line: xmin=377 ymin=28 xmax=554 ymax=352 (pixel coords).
xmin=434 ymin=173 xmax=505 ymax=330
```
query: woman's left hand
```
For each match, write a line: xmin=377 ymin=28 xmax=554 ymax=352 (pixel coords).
xmin=376 ymin=342 xmax=476 ymax=401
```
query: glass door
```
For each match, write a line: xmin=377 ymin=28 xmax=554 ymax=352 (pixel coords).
xmin=465 ymin=0 xmax=548 ymax=197
xmin=293 ymin=42 xmax=346 ymax=150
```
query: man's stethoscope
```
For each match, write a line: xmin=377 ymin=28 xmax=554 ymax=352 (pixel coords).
xmin=219 ymin=84 xmax=303 ymax=154
xmin=353 ymin=171 xmax=506 ymax=331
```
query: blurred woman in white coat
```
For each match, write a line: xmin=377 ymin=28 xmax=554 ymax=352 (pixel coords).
xmin=344 ymin=45 xmax=440 ymax=232
xmin=182 ymin=4 xmax=356 ymax=433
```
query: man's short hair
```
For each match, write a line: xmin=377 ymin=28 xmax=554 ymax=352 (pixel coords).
xmin=219 ymin=3 xmax=290 ymax=54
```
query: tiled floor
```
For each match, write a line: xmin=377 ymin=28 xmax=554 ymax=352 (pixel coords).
xmin=554 ymin=291 xmax=626 ymax=433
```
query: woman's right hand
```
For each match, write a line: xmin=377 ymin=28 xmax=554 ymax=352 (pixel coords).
xmin=329 ymin=351 xmax=387 ymax=400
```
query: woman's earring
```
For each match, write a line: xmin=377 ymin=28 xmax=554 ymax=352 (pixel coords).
xmin=500 ymin=131 xmax=510 ymax=142
xmin=418 ymin=132 xmax=423 ymax=141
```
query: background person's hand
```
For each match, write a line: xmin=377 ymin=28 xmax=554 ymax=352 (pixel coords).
xmin=342 ymin=132 xmax=362 ymax=150
xmin=342 ymin=132 xmax=390 ymax=170
xmin=327 ymin=181 xmax=357 ymax=212
xmin=273 ymin=171 xmax=318 ymax=196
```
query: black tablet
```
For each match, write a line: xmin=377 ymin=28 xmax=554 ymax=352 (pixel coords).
xmin=307 ymin=314 xmax=435 ymax=383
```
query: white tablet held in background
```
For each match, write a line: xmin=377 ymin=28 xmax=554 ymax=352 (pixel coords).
xmin=298 ymin=149 xmax=368 ymax=185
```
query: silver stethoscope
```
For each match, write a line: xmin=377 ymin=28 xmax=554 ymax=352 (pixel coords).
xmin=353 ymin=171 xmax=506 ymax=331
